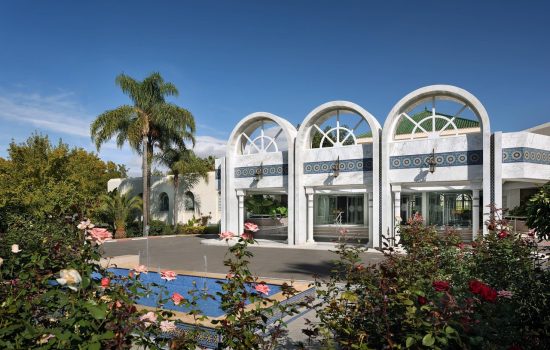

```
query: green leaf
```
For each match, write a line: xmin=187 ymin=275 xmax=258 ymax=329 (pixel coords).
xmin=422 ymin=333 xmax=435 ymax=347
xmin=88 ymin=342 xmax=101 ymax=350
xmin=406 ymin=336 xmax=415 ymax=348
xmin=85 ymin=304 xmax=107 ymax=320
xmin=81 ymin=276 xmax=91 ymax=289
xmin=445 ymin=326 xmax=456 ymax=334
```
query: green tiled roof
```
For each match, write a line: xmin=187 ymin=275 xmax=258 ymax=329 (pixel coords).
xmin=396 ymin=109 xmax=479 ymax=135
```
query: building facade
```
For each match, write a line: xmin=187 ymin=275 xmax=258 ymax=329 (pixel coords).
xmin=218 ymin=85 xmax=550 ymax=247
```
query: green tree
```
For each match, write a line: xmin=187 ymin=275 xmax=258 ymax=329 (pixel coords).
xmin=157 ymin=147 xmax=209 ymax=226
xmin=99 ymin=189 xmax=142 ymax=239
xmin=0 ymin=134 xmax=126 ymax=230
xmin=526 ymin=182 xmax=550 ymax=240
xmin=90 ymin=72 xmax=196 ymax=235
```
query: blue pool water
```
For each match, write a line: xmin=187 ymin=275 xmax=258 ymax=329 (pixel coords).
xmin=106 ymin=268 xmax=282 ymax=317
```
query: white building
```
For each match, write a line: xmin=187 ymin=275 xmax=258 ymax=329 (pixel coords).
xmin=108 ymin=172 xmax=221 ymax=226
xmin=218 ymin=85 xmax=550 ymax=247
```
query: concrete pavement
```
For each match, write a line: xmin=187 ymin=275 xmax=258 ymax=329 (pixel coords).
xmin=102 ymin=235 xmax=385 ymax=281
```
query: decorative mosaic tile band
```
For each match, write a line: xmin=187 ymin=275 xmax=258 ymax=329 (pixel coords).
xmin=390 ymin=150 xmax=483 ymax=169
xmin=304 ymin=158 xmax=373 ymax=174
xmin=502 ymin=147 xmax=550 ymax=165
xmin=234 ymin=164 xmax=288 ymax=178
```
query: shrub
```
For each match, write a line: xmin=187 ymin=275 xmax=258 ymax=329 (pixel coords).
xmin=306 ymin=208 xmax=550 ymax=349
xmin=175 ymin=224 xmax=206 ymax=235
xmin=526 ymin=181 xmax=550 ymax=240
xmin=148 ymin=220 xmax=171 ymax=236
xmin=0 ymin=219 xmax=177 ymax=349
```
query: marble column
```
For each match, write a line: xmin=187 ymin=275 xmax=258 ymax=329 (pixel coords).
xmin=236 ymin=190 xmax=245 ymax=236
xmin=392 ymin=184 xmax=401 ymax=247
xmin=305 ymin=187 xmax=315 ymax=244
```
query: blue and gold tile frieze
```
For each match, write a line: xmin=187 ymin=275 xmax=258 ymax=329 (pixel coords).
xmin=303 ymin=158 xmax=373 ymax=174
xmin=502 ymin=147 xmax=550 ymax=165
xmin=390 ymin=150 xmax=483 ymax=169
xmin=234 ymin=164 xmax=288 ymax=178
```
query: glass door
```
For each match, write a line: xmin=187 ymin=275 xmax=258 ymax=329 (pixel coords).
xmin=315 ymin=194 xmax=364 ymax=225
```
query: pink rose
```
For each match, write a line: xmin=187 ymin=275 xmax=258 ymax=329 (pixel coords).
xmin=160 ymin=320 xmax=177 ymax=333
xmin=87 ymin=228 xmax=112 ymax=245
xmin=219 ymin=231 xmax=235 ymax=240
xmin=77 ymin=219 xmax=94 ymax=230
xmin=241 ymin=232 xmax=254 ymax=241
xmin=100 ymin=277 xmax=110 ymax=288
xmin=254 ymin=283 xmax=270 ymax=296
xmin=161 ymin=270 xmax=177 ymax=281
xmin=139 ymin=311 xmax=157 ymax=327
xmin=133 ymin=265 xmax=148 ymax=274
xmin=171 ymin=292 xmax=186 ymax=305
xmin=244 ymin=222 xmax=259 ymax=232
xmin=497 ymin=230 xmax=508 ymax=239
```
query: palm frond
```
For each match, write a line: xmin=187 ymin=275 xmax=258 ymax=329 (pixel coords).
xmin=90 ymin=105 xmax=136 ymax=151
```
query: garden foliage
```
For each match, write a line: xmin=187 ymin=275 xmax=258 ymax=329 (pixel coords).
xmin=305 ymin=210 xmax=550 ymax=349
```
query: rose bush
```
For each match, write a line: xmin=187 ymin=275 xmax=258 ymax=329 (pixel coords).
xmin=305 ymin=208 xmax=550 ymax=349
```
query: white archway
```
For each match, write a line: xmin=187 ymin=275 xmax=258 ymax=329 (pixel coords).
xmin=295 ymin=101 xmax=382 ymax=247
xmin=223 ymin=112 xmax=297 ymax=243
xmin=382 ymin=85 xmax=492 ymax=243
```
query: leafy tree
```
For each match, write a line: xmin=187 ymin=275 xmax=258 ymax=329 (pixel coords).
xmin=157 ymin=146 xmax=209 ymax=226
xmin=526 ymin=182 xmax=550 ymax=240
xmin=99 ymin=189 xmax=142 ymax=239
xmin=90 ymin=72 xmax=195 ymax=236
xmin=0 ymin=134 xmax=126 ymax=230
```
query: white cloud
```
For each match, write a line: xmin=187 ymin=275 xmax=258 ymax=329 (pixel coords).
xmin=193 ymin=135 xmax=227 ymax=158
xmin=0 ymin=91 xmax=91 ymax=137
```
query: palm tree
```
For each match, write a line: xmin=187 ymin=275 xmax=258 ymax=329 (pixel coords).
xmin=157 ymin=147 xmax=210 ymax=226
xmin=100 ymin=189 xmax=142 ymax=239
xmin=91 ymin=73 xmax=195 ymax=235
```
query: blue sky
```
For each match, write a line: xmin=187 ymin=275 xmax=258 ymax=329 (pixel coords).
xmin=1 ymin=0 xmax=549 ymax=175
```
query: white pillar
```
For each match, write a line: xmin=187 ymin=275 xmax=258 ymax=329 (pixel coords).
xmin=392 ymin=184 xmax=401 ymax=246
xmin=367 ymin=192 xmax=373 ymax=246
xmin=236 ymin=190 xmax=245 ymax=236
xmin=305 ymin=187 xmax=315 ymax=244
xmin=472 ymin=188 xmax=480 ymax=240
xmin=421 ymin=192 xmax=428 ymax=225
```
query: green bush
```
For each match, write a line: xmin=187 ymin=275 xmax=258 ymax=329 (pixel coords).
xmin=306 ymin=209 xmax=550 ymax=349
xmin=148 ymin=220 xmax=172 ymax=236
xmin=175 ymin=224 xmax=206 ymax=235
xmin=526 ymin=181 xmax=550 ymax=240
xmin=0 ymin=219 xmax=181 ymax=349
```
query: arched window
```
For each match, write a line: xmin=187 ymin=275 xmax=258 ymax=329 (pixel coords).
xmin=238 ymin=119 xmax=288 ymax=155
xmin=393 ymin=98 xmax=481 ymax=141
xmin=309 ymin=109 xmax=372 ymax=148
xmin=184 ymin=191 xmax=195 ymax=211
xmin=159 ymin=192 xmax=169 ymax=212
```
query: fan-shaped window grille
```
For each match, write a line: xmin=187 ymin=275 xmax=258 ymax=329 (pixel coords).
xmin=310 ymin=109 xmax=372 ymax=148
xmin=394 ymin=97 xmax=481 ymax=140
xmin=239 ymin=120 xmax=287 ymax=155
xmin=184 ymin=191 xmax=195 ymax=211
xmin=159 ymin=192 xmax=169 ymax=212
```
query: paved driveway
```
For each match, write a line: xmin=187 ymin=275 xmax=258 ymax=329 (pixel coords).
xmin=102 ymin=235 xmax=385 ymax=281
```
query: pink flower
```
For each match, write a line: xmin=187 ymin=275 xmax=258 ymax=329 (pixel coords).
xmin=11 ymin=244 xmax=22 ymax=253
xmin=241 ymin=232 xmax=254 ymax=240
xmin=457 ymin=242 xmax=466 ymax=250
xmin=161 ymin=270 xmax=177 ymax=281
xmin=226 ymin=273 xmax=234 ymax=279
xmin=244 ymin=222 xmax=259 ymax=232
xmin=338 ymin=228 xmax=348 ymax=235
xmin=219 ymin=231 xmax=235 ymax=240
xmin=87 ymin=228 xmax=112 ymax=245
xmin=160 ymin=320 xmax=177 ymax=333
xmin=497 ymin=290 xmax=514 ymax=299
xmin=133 ymin=265 xmax=148 ymax=274
xmin=171 ymin=292 xmax=186 ymax=305
xmin=139 ymin=311 xmax=157 ymax=327
xmin=254 ymin=283 xmax=270 ymax=296
xmin=100 ymin=277 xmax=110 ymax=288
xmin=497 ymin=230 xmax=508 ymax=239
xmin=77 ymin=219 xmax=94 ymax=230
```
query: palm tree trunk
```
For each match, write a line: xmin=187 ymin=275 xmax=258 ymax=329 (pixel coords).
xmin=142 ymin=134 xmax=149 ymax=236
xmin=173 ymin=176 xmax=179 ymax=226
xmin=147 ymin=141 xmax=153 ymax=229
